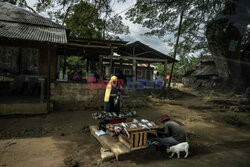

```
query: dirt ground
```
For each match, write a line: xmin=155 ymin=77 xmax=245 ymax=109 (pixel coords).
xmin=1 ymin=86 xmax=250 ymax=167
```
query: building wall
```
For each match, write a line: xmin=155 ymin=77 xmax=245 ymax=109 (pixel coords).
xmin=0 ymin=46 xmax=39 ymax=74
xmin=50 ymin=82 xmax=105 ymax=110
xmin=120 ymin=89 xmax=147 ymax=110
xmin=0 ymin=45 xmax=57 ymax=80
xmin=39 ymin=46 xmax=57 ymax=80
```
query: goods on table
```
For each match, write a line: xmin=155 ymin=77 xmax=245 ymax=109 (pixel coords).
xmin=92 ymin=111 xmax=137 ymax=120
xmin=105 ymin=119 xmax=159 ymax=151
xmin=106 ymin=123 xmax=130 ymax=138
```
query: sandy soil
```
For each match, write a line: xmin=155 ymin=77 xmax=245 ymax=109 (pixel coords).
xmin=1 ymin=86 xmax=250 ymax=167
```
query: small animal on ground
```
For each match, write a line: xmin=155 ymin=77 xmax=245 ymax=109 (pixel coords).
xmin=166 ymin=142 xmax=189 ymax=159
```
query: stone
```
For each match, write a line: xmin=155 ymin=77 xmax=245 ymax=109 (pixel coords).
xmin=100 ymin=147 xmax=115 ymax=162
xmin=64 ymin=156 xmax=79 ymax=167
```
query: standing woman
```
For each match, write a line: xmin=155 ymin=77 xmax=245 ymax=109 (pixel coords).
xmin=104 ymin=76 xmax=121 ymax=113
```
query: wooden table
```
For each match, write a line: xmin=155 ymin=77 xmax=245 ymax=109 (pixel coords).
xmin=90 ymin=125 xmax=156 ymax=160
xmin=0 ymin=75 xmax=46 ymax=103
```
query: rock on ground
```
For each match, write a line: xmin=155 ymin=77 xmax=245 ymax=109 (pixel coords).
xmin=100 ymin=147 xmax=115 ymax=162
xmin=64 ymin=156 xmax=79 ymax=167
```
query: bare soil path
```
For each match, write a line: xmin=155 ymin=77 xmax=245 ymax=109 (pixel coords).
xmin=1 ymin=87 xmax=250 ymax=167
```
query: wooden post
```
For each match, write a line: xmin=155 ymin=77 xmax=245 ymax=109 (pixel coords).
xmin=109 ymin=47 xmax=113 ymax=77
xmin=147 ymin=63 xmax=151 ymax=79
xmin=47 ymin=43 xmax=51 ymax=112
xmin=133 ymin=59 xmax=137 ymax=78
xmin=57 ymin=55 xmax=60 ymax=74
xmin=99 ymin=56 xmax=103 ymax=72
xmin=119 ymin=58 xmax=123 ymax=72
xmin=40 ymin=79 xmax=44 ymax=103
xmin=18 ymin=48 xmax=22 ymax=74
xmin=63 ymin=47 xmax=66 ymax=74
xmin=98 ymin=56 xmax=103 ymax=79
xmin=163 ymin=60 xmax=168 ymax=88
xmin=86 ymin=58 xmax=89 ymax=72
xmin=168 ymin=10 xmax=184 ymax=88
xmin=132 ymin=46 xmax=136 ymax=78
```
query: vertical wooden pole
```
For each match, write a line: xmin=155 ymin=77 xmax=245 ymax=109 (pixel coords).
xmin=86 ymin=58 xmax=89 ymax=73
xmin=47 ymin=43 xmax=51 ymax=112
xmin=57 ymin=55 xmax=60 ymax=74
xmin=99 ymin=56 xmax=103 ymax=72
xmin=99 ymin=56 xmax=103 ymax=79
xmin=164 ymin=60 xmax=168 ymax=88
xmin=132 ymin=46 xmax=136 ymax=78
xmin=168 ymin=10 xmax=184 ymax=88
xmin=63 ymin=47 xmax=66 ymax=74
xmin=133 ymin=59 xmax=136 ymax=78
xmin=40 ymin=79 xmax=44 ymax=103
xmin=147 ymin=62 xmax=150 ymax=79
xmin=109 ymin=47 xmax=113 ymax=77
xmin=119 ymin=58 xmax=123 ymax=72
xmin=18 ymin=48 xmax=22 ymax=74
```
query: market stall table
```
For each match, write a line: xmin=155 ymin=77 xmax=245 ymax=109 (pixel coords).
xmin=109 ymin=122 xmax=160 ymax=151
xmin=90 ymin=125 xmax=157 ymax=161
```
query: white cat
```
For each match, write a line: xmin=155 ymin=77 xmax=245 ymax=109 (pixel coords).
xmin=166 ymin=142 xmax=189 ymax=159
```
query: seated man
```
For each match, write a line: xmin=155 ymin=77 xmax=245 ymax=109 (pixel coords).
xmin=157 ymin=114 xmax=187 ymax=147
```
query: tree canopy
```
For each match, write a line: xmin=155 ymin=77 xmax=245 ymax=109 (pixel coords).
xmin=125 ymin=0 xmax=235 ymax=55
xmin=35 ymin=0 xmax=129 ymax=40
xmin=65 ymin=1 xmax=104 ymax=39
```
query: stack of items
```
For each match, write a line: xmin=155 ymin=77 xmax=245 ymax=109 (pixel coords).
xmin=129 ymin=119 xmax=157 ymax=129
xmin=92 ymin=111 xmax=137 ymax=120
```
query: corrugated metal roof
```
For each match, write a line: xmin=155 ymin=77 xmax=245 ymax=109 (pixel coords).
xmin=0 ymin=2 xmax=67 ymax=44
xmin=0 ymin=2 xmax=63 ymax=28
xmin=0 ymin=21 xmax=67 ymax=43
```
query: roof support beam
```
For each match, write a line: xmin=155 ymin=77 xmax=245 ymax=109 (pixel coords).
xmin=101 ymin=55 xmax=168 ymax=63
xmin=68 ymin=39 xmax=126 ymax=46
xmin=66 ymin=43 xmax=118 ymax=49
xmin=119 ymin=50 xmax=154 ymax=57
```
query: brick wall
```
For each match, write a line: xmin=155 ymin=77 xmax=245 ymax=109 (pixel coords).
xmin=50 ymin=82 xmax=147 ymax=111
xmin=120 ymin=89 xmax=147 ymax=109
xmin=50 ymin=82 xmax=105 ymax=110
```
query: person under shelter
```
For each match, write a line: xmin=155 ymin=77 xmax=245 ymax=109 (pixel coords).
xmin=104 ymin=76 xmax=121 ymax=113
